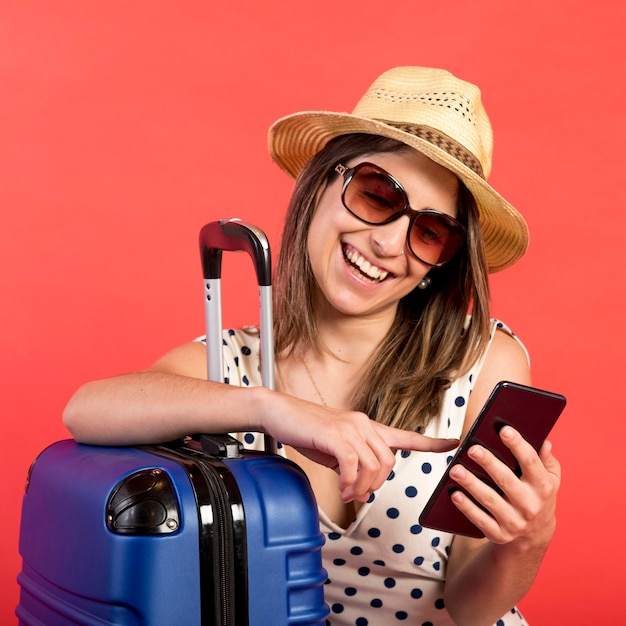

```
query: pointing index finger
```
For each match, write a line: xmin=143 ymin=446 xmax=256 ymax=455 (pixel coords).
xmin=384 ymin=426 xmax=459 ymax=453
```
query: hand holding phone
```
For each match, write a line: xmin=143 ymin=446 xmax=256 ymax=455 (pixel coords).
xmin=418 ymin=381 xmax=566 ymax=538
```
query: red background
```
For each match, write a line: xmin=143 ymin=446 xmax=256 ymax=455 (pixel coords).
xmin=2 ymin=1 xmax=624 ymax=622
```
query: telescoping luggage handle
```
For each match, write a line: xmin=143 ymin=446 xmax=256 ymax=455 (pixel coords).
xmin=199 ymin=218 xmax=277 ymax=454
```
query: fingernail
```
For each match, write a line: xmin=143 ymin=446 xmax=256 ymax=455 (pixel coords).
xmin=500 ymin=426 xmax=514 ymax=439
xmin=450 ymin=464 xmax=466 ymax=480
xmin=468 ymin=445 xmax=483 ymax=459
xmin=451 ymin=490 xmax=464 ymax=504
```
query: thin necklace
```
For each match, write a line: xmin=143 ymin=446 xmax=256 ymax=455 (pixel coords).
xmin=302 ymin=356 xmax=328 ymax=407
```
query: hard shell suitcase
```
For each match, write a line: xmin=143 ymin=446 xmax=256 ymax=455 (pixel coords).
xmin=17 ymin=219 xmax=329 ymax=625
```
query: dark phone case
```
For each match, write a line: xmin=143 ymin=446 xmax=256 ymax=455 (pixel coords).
xmin=418 ymin=381 xmax=566 ymax=539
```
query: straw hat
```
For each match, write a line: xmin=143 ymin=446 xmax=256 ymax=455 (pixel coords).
xmin=268 ymin=66 xmax=528 ymax=272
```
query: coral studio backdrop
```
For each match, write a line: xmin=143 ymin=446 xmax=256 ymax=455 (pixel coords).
xmin=1 ymin=1 xmax=624 ymax=623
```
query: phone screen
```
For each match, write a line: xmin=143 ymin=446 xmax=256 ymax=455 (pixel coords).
xmin=418 ymin=381 xmax=566 ymax=538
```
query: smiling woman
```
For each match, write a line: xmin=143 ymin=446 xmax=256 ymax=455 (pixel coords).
xmin=62 ymin=66 xmax=557 ymax=626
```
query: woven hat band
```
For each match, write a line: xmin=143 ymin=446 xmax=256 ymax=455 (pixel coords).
xmin=376 ymin=120 xmax=485 ymax=179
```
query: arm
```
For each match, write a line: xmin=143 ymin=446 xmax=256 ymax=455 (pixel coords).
xmin=63 ymin=340 xmax=458 ymax=503
xmin=62 ymin=341 xmax=264 ymax=445
xmin=444 ymin=330 xmax=561 ymax=626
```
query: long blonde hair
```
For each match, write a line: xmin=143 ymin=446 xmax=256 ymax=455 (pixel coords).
xmin=273 ymin=134 xmax=491 ymax=431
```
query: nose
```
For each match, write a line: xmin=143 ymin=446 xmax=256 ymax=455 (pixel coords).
xmin=370 ymin=216 xmax=409 ymax=258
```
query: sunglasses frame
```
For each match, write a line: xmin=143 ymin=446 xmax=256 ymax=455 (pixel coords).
xmin=335 ymin=162 xmax=467 ymax=268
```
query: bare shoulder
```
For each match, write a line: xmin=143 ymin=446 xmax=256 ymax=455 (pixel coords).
xmin=464 ymin=327 xmax=531 ymax=436
xmin=147 ymin=341 xmax=208 ymax=379
xmin=481 ymin=327 xmax=530 ymax=380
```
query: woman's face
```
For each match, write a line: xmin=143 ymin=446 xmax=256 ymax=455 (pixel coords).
xmin=307 ymin=148 xmax=460 ymax=322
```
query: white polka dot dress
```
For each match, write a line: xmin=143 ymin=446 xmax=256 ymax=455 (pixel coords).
xmin=199 ymin=320 xmax=529 ymax=625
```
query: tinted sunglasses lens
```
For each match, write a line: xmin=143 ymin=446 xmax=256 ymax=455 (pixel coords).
xmin=343 ymin=165 xmax=406 ymax=223
xmin=410 ymin=212 xmax=465 ymax=266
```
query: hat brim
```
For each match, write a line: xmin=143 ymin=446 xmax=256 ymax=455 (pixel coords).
xmin=268 ymin=111 xmax=528 ymax=273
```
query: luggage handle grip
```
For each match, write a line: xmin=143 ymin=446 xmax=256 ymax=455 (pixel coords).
xmin=200 ymin=219 xmax=271 ymax=286
xmin=199 ymin=219 xmax=277 ymax=454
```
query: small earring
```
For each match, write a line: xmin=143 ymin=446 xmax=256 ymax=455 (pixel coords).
xmin=417 ymin=276 xmax=432 ymax=290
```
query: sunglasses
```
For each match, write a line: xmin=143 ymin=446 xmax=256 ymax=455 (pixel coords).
xmin=335 ymin=162 xmax=466 ymax=267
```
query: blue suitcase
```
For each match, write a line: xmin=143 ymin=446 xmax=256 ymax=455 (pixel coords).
xmin=16 ymin=220 xmax=329 ymax=625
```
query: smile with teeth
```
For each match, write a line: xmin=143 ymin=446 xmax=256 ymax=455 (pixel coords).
xmin=343 ymin=244 xmax=391 ymax=283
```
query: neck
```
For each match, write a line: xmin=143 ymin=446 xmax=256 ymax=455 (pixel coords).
xmin=312 ymin=299 xmax=397 ymax=366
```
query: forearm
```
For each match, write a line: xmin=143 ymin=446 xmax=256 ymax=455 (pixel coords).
xmin=62 ymin=371 xmax=268 ymax=446
xmin=444 ymin=537 xmax=550 ymax=626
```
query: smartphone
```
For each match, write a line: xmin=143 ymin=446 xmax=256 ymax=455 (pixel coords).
xmin=418 ymin=381 xmax=566 ymax=538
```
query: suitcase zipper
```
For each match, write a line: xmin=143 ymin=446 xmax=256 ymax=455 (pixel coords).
xmin=151 ymin=444 xmax=248 ymax=626
xmin=196 ymin=459 xmax=237 ymax=626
